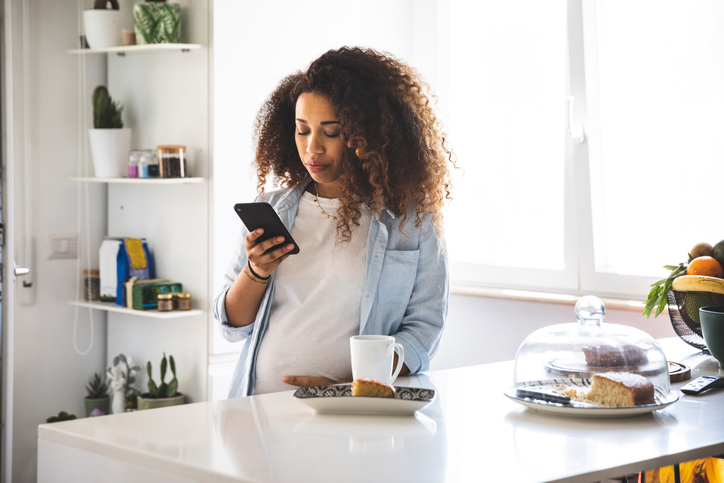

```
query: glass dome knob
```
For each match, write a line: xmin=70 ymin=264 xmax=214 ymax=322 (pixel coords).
xmin=574 ymin=295 xmax=606 ymax=326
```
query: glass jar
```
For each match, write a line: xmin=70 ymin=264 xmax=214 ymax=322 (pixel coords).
xmin=139 ymin=149 xmax=158 ymax=178
xmin=83 ymin=269 xmax=101 ymax=302
xmin=157 ymin=145 xmax=186 ymax=178
xmin=157 ymin=293 xmax=174 ymax=312
xmin=175 ymin=292 xmax=192 ymax=311
xmin=128 ymin=150 xmax=141 ymax=178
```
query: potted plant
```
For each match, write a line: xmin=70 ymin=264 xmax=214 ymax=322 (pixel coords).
xmin=88 ymin=85 xmax=131 ymax=178
xmin=83 ymin=0 xmax=123 ymax=49
xmin=45 ymin=411 xmax=77 ymax=423
xmin=84 ymin=372 xmax=111 ymax=417
xmin=137 ymin=353 xmax=184 ymax=410
xmin=134 ymin=0 xmax=182 ymax=45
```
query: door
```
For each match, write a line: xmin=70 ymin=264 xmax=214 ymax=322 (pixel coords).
xmin=0 ymin=2 xmax=27 ymax=480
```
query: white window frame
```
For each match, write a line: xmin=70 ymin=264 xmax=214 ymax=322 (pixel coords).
xmin=447 ymin=0 xmax=659 ymax=301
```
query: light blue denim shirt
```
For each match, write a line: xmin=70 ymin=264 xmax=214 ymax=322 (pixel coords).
xmin=213 ymin=178 xmax=449 ymax=398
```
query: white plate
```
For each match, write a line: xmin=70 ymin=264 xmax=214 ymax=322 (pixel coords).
xmin=293 ymin=384 xmax=436 ymax=416
xmin=504 ymin=378 xmax=680 ymax=418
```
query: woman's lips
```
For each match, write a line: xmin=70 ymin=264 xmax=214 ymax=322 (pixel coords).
xmin=306 ymin=163 xmax=329 ymax=174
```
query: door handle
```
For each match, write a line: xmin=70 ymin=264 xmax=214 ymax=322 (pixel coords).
xmin=14 ymin=264 xmax=32 ymax=287
xmin=14 ymin=266 xmax=30 ymax=276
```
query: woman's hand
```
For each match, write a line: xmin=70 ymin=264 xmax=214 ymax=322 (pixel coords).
xmin=245 ymin=228 xmax=295 ymax=279
xmin=282 ymin=376 xmax=350 ymax=388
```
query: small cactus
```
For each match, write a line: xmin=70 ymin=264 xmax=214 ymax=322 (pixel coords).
xmin=92 ymin=85 xmax=124 ymax=129
xmin=147 ymin=353 xmax=178 ymax=398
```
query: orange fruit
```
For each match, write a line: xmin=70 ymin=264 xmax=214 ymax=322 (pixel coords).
xmin=686 ymin=256 xmax=724 ymax=278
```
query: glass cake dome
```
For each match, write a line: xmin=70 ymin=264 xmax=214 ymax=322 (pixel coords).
xmin=513 ymin=295 xmax=671 ymax=395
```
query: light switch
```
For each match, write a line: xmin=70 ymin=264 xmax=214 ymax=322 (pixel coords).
xmin=48 ymin=233 xmax=78 ymax=259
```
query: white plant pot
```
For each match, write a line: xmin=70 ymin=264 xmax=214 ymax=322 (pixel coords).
xmin=83 ymin=9 xmax=123 ymax=49
xmin=89 ymin=128 xmax=131 ymax=178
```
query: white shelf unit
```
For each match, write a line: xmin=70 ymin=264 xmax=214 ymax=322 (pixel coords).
xmin=67 ymin=43 xmax=202 ymax=55
xmin=68 ymin=300 xmax=202 ymax=319
xmin=70 ymin=176 xmax=204 ymax=184
xmin=71 ymin=33 xmax=210 ymax=404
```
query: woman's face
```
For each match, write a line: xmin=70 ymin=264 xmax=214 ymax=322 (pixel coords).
xmin=295 ymin=92 xmax=345 ymax=196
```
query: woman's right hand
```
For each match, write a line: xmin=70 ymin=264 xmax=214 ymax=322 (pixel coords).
xmin=244 ymin=228 xmax=295 ymax=279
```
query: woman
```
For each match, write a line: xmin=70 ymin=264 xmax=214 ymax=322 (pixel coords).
xmin=214 ymin=47 xmax=455 ymax=397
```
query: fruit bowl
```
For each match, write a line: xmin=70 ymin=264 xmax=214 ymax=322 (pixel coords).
xmin=667 ymin=276 xmax=724 ymax=351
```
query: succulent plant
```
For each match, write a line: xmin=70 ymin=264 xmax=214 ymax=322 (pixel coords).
xmin=146 ymin=353 xmax=178 ymax=399
xmin=85 ymin=372 xmax=110 ymax=399
xmin=92 ymin=85 xmax=124 ymax=129
xmin=46 ymin=411 xmax=77 ymax=423
xmin=93 ymin=0 xmax=119 ymax=9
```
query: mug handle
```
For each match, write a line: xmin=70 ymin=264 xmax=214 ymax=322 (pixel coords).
xmin=390 ymin=343 xmax=405 ymax=382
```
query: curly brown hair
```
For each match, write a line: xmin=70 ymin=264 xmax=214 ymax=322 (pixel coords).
xmin=253 ymin=46 xmax=454 ymax=240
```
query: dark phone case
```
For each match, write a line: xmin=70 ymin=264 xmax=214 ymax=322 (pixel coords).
xmin=234 ymin=202 xmax=300 ymax=255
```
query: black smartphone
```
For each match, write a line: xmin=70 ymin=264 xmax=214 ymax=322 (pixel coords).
xmin=234 ymin=202 xmax=300 ymax=255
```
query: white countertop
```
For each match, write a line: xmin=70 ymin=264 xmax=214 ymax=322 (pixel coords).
xmin=38 ymin=338 xmax=724 ymax=483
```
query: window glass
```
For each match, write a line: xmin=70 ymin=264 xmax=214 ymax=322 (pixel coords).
xmin=446 ymin=1 xmax=568 ymax=270
xmin=590 ymin=0 xmax=724 ymax=276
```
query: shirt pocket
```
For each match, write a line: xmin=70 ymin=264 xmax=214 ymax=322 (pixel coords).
xmin=376 ymin=249 xmax=420 ymax=328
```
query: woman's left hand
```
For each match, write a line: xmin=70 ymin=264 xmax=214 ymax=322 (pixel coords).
xmin=282 ymin=376 xmax=349 ymax=387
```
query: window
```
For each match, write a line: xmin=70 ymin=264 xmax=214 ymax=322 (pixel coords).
xmin=445 ymin=0 xmax=573 ymax=292
xmin=445 ymin=0 xmax=724 ymax=300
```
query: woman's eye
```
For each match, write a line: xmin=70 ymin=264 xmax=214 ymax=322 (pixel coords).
xmin=296 ymin=130 xmax=310 ymax=136
xmin=325 ymin=131 xmax=341 ymax=138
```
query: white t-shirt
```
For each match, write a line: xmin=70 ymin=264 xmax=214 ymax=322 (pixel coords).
xmin=254 ymin=191 xmax=371 ymax=394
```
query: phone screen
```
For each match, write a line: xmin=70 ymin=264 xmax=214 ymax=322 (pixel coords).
xmin=234 ymin=202 xmax=300 ymax=255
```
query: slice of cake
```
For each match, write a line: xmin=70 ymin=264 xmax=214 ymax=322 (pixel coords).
xmin=582 ymin=344 xmax=647 ymax=367
xmin=586 ymin=372 xmax=655 ymax=407
xmin=351 ymin=379 xmax=396 ymax=398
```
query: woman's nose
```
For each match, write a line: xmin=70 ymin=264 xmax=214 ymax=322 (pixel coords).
xmin=307 ymin=132 xmax=325 ymax=154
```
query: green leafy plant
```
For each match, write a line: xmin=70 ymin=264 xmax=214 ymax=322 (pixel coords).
xmin=643 ymin=256 xmax=692 ymax=318
xmin=46 ymin=411 xmax=77 ymax=423
xmin=146 ymin=353 xmax=178 ymax=399
xmin=85 ymin=372 xmax=110 ymax=399
xmin=133 ymin=2 xmax=181 ymax=45
xmin=92 ymin=85 xmax=124 ymax=129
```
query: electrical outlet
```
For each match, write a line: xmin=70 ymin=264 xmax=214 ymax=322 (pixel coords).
xmin=48 ymin=233 xmax=78 ymax=259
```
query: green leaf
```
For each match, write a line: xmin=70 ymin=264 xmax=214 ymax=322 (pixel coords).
xmin=160 ymin=353 xmax=167 ymax=384
xmin=148 ymin=379 xmax=158 ymax=398
xmin=167 ymin=378 xmax=178 ymax=398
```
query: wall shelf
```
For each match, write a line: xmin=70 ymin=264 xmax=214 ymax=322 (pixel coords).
xmin=70 ymin=176 xmax=204 ymax=184
xmin=67 ymin=43 xmax=202 ymax=55
xmin=69 ymin=300 xmax=202 ymax=319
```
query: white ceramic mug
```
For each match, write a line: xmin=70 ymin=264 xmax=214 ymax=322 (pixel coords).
xmin=350 ymin=335 xmax=405 ymax=384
